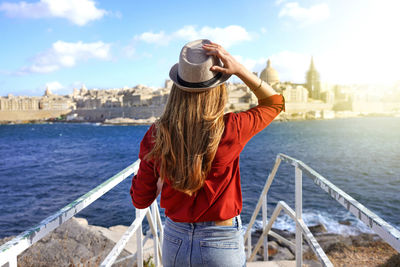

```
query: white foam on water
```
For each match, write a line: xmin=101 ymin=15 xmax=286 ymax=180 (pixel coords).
xmin=246 ymin=211 xmax=375 ymax=236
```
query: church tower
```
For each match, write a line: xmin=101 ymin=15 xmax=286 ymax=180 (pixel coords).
xmin=305 ymin=57 xmax=321 ymax=100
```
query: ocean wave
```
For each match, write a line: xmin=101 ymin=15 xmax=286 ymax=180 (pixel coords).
xmin=247 ymin=211 xmax=375 ymax=236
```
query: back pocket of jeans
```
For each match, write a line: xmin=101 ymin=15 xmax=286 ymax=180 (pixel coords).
xmin=200 ymin=240 xmax=244 ymax=267
xmin=162 ymin=232 xmax=182 ymax=267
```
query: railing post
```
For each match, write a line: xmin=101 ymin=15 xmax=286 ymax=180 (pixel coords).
xmin=247 ymin=231 xmax=252 ymax=260
xmin=295 ymin=165 xmax=303 ymax=267
xmin=8 ymin=257 xmax=17 ymax=267
xmin=136 ymin=209 xmax=143 ymax=267
xmin=262 ymin=193 xmax=268 ymax=260
xmin=151 ymin=202 xmax=160 ymax=267
xmin=154 ymin=203 xmax=164 ymax=250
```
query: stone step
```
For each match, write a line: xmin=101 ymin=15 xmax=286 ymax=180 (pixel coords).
xmin=246 ymin=260 xmax=295 ymax=267
xmin=246 ymin=260 xmax=322 ymax=267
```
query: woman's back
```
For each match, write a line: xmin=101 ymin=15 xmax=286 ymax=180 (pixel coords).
xmin=130 ymin=39 xmax=284 ymax=267
xmin=131 ymin=94 xmax=284 ymax=222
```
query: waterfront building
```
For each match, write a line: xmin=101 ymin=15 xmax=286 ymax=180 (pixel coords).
xmin=281 ymin=83 xmax=309 ymax=103
xmin=40 ymin=95 xmax=75 ymax=110
xmin=123 ymin=94 xmax=142 ymax=107
xmin=0 ymin=95 xmax=41 ymax=111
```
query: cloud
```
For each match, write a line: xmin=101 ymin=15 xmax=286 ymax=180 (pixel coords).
xmin=233 ymin=55 xmax=267 ymax=74
xmin=236 ymin=46 xmax=400 ymax=85
xmin=234 ymin=51 xmax=311 ymax=83
xmin=260 ymin=27 xmax=267 ymax=34
xmin=20 ymin=40 xmax=111 ymax=74
xmin=278 ymin=2 xmax=330 ymax=26
xmin=268 ymin=51 xmax=311 ymax=82
xmin=175 ymin=25 xmax=252 ymax=48
xmin=135 ymin=31 xmax=170 ymax=45
xmin=45 ymin=81 xmax=64 ymax=91
xmin=0 ymin=0 xmax=107 ymax=26
xmin=275 ymin=0 xmax=287 ymax=5
xmin=134 ymin=25 xmax=252 ymax=48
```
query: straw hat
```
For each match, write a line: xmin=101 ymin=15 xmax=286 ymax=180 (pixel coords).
xmin=169 ymin=39 xmax=231 ymax=92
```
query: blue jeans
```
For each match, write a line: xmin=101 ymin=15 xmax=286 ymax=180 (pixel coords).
xmin=162 ymin=215 xmax=246 ymax=267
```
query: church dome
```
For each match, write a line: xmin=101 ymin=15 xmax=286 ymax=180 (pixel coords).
xmin=260 ymin=59 xmax=279 ymax=85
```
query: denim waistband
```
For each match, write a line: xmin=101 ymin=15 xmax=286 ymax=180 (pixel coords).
xmin=165 ymin=215 xmax=242 ymax=233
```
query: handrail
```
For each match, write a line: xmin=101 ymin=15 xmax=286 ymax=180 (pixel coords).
xmin=279 ymin=153 xmax=400 ymax=252
xmin=249 ymin=201 xmax=332 ymax=266
xmin=0 ymin=159 xmax=164 ymax=267
xmin=245 ymin=153 xmax=400 ymax=267
xmin=3 ymin=153 xmax=400 ymax=266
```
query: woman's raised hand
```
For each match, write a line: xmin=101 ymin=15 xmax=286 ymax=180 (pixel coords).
xmin=202 ymin=42 xmax=244 ymax=76
xmin=204 ymin=41 xmax=278 ymax=98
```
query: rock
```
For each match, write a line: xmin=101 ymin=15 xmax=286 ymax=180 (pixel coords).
xmin=269 ymin=246 xmax=295 ymax=261
xmin=267 ymin=241 xmax=279 ymax=256
xmin=1 ymin=217 xmax=133 ymax=267
xmin=270 ymin=228 xmax=295 ymax=240
xmin=324 ymin=241 xmax=351 ymax=254
xmin=308 ymin=224 xmax=327 ymax=235
xmin=315 ymin=233 xmax=352 ymax=252
xmin=350 ymin=233 xmax=380 ymax=247
xmin=381 ymin=253 xmax=400 ymax=267
xmin=338 ymin=220 xmax=351 ymax=226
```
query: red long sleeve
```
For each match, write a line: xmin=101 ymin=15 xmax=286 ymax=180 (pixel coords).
xmin=130 ymin=94 xmax=285 ymax=220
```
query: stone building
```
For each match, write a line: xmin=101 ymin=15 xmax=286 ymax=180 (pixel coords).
xmin=165 ymin=80 xmax=174 ymax=89
xmin=280 ymin=83 xmax=309 ymax=103
xmin=226 ymin=83 xmax=257 ymax=111
xmin=39 ymin=96 xmax=75 ymax=110
xmin=103 ymin=97 xmax=122 ymax=108
xmin=123 ymin=94 xmax=142 ymax=107
xmin=0 ymin=95 xmax=41 ymax=111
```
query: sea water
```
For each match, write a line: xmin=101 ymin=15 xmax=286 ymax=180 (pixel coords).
xmin=0 ymin=117 xmax=399 ymax=238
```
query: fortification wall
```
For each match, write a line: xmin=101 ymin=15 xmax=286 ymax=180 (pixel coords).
xmin=285 ymin=102 xmax=333 ymax=114
xmin=72 ymin=105 xmax=166 ymax=122
xmin=0 ymin=110 xmax=71 ymax=122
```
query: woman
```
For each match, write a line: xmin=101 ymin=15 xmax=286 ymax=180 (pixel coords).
xmin=130 ymin=39 xmax=284 ymax=267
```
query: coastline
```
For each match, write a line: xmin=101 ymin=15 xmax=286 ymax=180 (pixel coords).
xmin=1 ymin=112 xmax=400 ymax=126
xmin=1 ymin=216 xmax=398 ymax=266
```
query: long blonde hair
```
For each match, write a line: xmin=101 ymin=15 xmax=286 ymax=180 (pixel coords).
xmin=146 ymin=83 xmax=227 ymax=195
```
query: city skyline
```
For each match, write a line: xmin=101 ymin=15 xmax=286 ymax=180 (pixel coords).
xmin=1 ymin=0 xmax=400 ymax=96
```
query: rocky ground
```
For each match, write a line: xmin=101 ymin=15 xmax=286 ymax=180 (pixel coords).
xmin=250 ymin=224 xmax=400 ymax=267
xmin=0 ymin=217 xmax=154 ymax=267
xmin=1 ymin=218 xmax=399 ymax=267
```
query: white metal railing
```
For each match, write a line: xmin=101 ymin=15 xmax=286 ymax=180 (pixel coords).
xmin=0 ymin=159 xmax=164 ymax=267
xmin=244 ymin=153 xmax=400 ymax=267
xmin=2 ymin=153 xmax=400 ymax=267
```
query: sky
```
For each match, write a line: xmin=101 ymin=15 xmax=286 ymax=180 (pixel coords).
xmin=0 ymin=0 xmax=399 ymax=96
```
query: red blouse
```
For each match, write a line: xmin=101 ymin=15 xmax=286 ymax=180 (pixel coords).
xmin=130 ymin=94 xmax=285 ymax=222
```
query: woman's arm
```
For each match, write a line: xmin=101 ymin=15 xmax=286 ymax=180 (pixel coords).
xmin=203 ymin=42 xmax=285 ymax=146
xmin=202 ymin=42 xmax=278 ymax=99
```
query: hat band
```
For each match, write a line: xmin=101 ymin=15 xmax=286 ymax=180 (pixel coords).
xmin=177 ymin=72 xmax=223 ymax=88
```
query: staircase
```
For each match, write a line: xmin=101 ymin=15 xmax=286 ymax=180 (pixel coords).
xmin=1 ymin=154 xmax=400 ymax=267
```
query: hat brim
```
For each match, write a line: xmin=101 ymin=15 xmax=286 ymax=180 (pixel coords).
xmin=169 ymin=63 xmax=231 ymax=92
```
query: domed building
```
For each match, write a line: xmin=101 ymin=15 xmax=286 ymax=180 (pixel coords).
xmin=260 ymin=59 xmax=280 ymax=86
xmin=44 ymin=87 xmax=52 ymax=97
